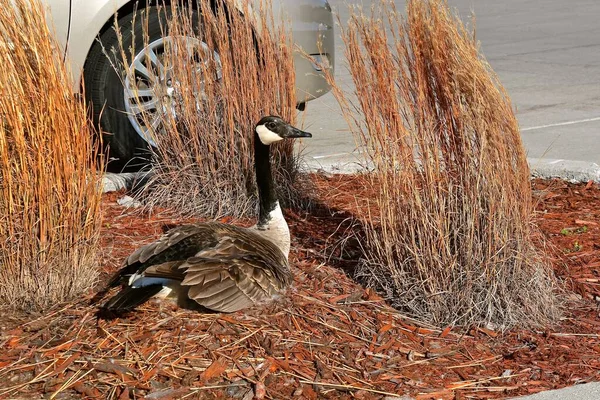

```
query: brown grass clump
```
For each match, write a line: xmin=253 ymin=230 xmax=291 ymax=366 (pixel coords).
xmin=113 ymin=0 xmax=302 ymax=218
xmin=328 ymin=0 xmax=560 ymax=328
xmin=0 ymin=1 xmax=103 ymax=310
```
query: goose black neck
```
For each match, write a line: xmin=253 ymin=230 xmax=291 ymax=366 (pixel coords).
xmin=254 ymin=133 xmax=278 ymax=226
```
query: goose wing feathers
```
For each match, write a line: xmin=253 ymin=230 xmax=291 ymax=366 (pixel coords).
xmin=110 ymin=222 xmax=291 ymax=312
xmin=107 ymin=224 xmax=219 ymax=287
xmin=127 ymin=224 xmax=219 ymax=266
xmin=180 ymin=236 xmax=289 ymax=312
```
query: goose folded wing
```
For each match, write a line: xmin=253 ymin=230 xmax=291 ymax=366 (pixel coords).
xmin=179 ymin=238 xmax=285 ymax=313
xmin=140 ymin=261 xmax=187 ymax=281
xmin=108 ymin=225 xmax=218 ymax=287
xmin=126 ymin=225 xmax=217 ymax=265
xmin=181 ymin=257 xmax=281 ymax=313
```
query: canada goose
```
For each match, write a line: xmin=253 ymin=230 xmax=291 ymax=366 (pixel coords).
xmin=101 ymin=116 xmax=311 ymax=314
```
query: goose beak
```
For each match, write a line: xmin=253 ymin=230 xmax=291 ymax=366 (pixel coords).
xmin=282 ymin=124 xmax=312 ymax=139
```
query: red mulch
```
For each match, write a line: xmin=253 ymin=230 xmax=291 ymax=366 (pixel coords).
xmin=0 ymin=175 xmax=599 ymax=399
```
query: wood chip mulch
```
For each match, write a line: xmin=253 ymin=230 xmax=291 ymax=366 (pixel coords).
xmin=0 ymin=175 xmax=599 ymax=399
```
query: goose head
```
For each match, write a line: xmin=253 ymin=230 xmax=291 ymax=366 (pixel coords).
xmin=255 ymin=116 xmax=312 ymax=145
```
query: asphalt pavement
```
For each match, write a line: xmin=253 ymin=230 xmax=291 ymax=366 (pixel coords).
xmin=300 ymin=0 xmax=600 ymax=182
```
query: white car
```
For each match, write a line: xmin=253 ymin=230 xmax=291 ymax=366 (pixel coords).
xmin=44 ymin=0 xmax=334 ymax=168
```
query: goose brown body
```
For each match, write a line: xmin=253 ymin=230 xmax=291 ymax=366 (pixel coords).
xmin=106 ymin=222 xmax=291 ymax=313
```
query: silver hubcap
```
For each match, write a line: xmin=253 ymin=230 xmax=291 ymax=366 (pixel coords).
xmin=124 ymin=36 xmax=222 ymax=147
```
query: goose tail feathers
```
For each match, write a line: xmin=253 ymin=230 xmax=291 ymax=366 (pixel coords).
xmin=100 ymin=284 xmax=163 ymax=316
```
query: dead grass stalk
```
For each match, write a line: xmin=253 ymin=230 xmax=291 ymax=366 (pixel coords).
xmin=328 ymin=0 xmax=561 ymax=328
xmin=113 ymin=0 xmax=302 ymax=218
xmin=0 ymin=0 xmax=103 ymax=310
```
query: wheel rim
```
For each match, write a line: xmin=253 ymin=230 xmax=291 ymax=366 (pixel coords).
xmin=123 ymin=36 xmax=222 ymax=147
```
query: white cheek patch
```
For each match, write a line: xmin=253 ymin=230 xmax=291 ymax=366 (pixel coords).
xmin=256 ymin=125 xmax=284 ymax=145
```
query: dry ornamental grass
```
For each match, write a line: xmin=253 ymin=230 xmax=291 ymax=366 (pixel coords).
xmin=0 ymin=1 xmax=103 ymax=310
xmin=327 ymin=0 xmax=561 ymax=328
xmin=110 ymin=0 xmax=304 ymax=219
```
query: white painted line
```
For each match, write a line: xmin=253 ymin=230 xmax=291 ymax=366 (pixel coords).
xmin=521 ymin=116 xmax=600 ymax=132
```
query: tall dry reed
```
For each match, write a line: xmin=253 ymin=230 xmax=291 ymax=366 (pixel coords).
xmin=112 ymin=0 xmax=301 ymax=218
xmin=0 ymin=1 xmax=103 ymax=310
xmin=329 ymin=0 xmax=560 ymax=328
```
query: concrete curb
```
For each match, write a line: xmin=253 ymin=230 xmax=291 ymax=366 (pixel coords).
xmin=512 ymin=382 xmax=600 ymax=400
xmin=102 ymin=158 xmax=600 ymax=193
xmin=101 ymin=157 xmax=600 ymax=193
xmin=305 ymin=152 xmax=370 ymax=174
xmin=529 ymin=158 xmax=600 ymax=183
xmin=101 ymin=171 xmax=153 ymax=193
xmin=305 ymin=156 xmax=600 ymax=182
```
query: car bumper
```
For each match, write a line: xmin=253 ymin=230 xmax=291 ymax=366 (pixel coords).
xmin=66 ymin=0 xmax=335 ymax=102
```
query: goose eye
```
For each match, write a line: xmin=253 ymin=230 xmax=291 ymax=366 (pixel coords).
xmin=267 ymin=122 xmax=278 ymax=133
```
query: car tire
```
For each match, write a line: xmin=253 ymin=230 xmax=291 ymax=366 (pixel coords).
xmin=83 ymin=5 xmax=199 ymax=171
